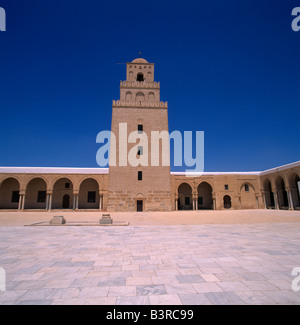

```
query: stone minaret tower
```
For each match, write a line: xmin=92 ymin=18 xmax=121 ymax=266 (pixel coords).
xmin=107 ymin=57 xmax=172 ymax=212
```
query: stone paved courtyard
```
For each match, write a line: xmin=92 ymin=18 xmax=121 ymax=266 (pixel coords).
xmin=0 ymin=214 xmax=300 ymax=305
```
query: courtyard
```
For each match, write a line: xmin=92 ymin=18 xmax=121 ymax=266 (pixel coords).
xmin=0 ymin=210 xmax=300 ymax=305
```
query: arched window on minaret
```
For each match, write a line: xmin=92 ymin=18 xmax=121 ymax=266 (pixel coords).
xmin=148 ymin=92 xmax=155 ymax=102
xmin=125 ymin=91 xmax=132 ymax=102
xmin=137 ymin=73 xmax=144 ymax=82
xmin=136 ymin=92 xmax=145 ymax=102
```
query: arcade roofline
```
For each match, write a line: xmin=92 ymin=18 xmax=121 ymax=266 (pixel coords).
xmin=0 ymin=161 xmax=299 ymax=175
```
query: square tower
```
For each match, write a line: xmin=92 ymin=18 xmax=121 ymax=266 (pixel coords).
xmin=107 ymin=57 xmax=172 ymax=212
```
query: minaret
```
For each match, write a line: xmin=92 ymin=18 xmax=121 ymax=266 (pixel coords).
xmin=107 ymin=57 xmax=172 ymax=212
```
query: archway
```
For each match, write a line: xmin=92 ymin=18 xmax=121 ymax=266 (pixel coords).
xmin=223 ymin=195 xmax=231 ymax=209
xmin=275 ymin=176 xmax=289 ymax=209
xmin=78 ymin=178 xmax=99 ymax=209
xmin=240 ymin=182 xmax=256 ymax=209
xmin=197 ymin=182 xmax=213 ymax=209
xmin=52 ymin=178 xmax=73 ymax=209
xmin=0 ymin=178 xmax=20 ymax=209
xmin=25 ymin=178 xmax=47 ymax=209
xmin=263 ymin=179 xmax=275 ymax=209
xmin=178 ymin=183 xmax=192 ymax=210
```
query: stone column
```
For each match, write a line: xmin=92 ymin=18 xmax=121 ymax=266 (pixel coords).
xmin=99 ymin=194 xmax=103 ymax=211
xmin=18 ymin=194 xmax=23 ymax=211
xmin=273 ymin=190 xmax=279 ymax=210
xmin=73 ymin=193 xmax=79 ymax=210
xmin=47 ymin=192 xmax=52 ymax=211
xmin=286 ymin=187 xmax=294 ymax=210
xmin=46 ymin=194 xmax=49 ymax=210
xmin=261 ymin=190 xmax=267 ymax=209
xmin=76 ymin=194 xmax=79 ymax=210
xmin=175 ymin=197 xmax=178 ymax=211
xmin=21 ymin=194 xmax=25 ymax=210
xmin=291 ymin=187 xmax=300 ymax=208
xmin=192 ymin=193 xmax=197 ymax=211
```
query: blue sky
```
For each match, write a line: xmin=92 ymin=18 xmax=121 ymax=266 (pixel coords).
xmin=0 ymin=0 xmax=299 ymax=172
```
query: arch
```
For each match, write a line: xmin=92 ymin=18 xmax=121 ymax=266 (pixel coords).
xmin=275 ymin=176 xmax=289 ymax=209
xmin=52 ymin=178 xmax=74 ymax=209
xmin=0 ymin=177 xmax=20 ymax=209
xmin=288 ymin=172 xmax=300 ymax=209
xmin=26 ymin=175 xmax=49 ymax=190
xmin=78 ymin=178 xmax=100 ymax=209
xmin=137 ymin=72 xmax=144 ymax=82
xmin=25 ymin=178 xmax=47 ymax=209
xmin=125 ymin=91 xmax=132 ymax=102
xmin=148 ymin=92 xmax=155 ymax=102
xmin=239 ymin=181 xmax=256 ymax=193
xmin=136 ymin=92 xmax=145 ymax=102
xmin=240 ymin=182 xmax=256 ymax=209
xmin=128 ymin=71 xmax=134 ymax=81
xmin=177 ymin=182 xmax=193 ymax=210
xmin=263 ymin=178 xmax=275 ymax=209
xmin=197 ymin=181 xmax=213 ymax=209
xmin=223 ymin=195 xmax=231 ymax=209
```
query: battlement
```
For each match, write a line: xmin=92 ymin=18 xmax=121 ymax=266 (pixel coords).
xmin=120 ymin=80 xmax=160 ymax=89
xmin=112 ymin=100 xmax=168 ymax=108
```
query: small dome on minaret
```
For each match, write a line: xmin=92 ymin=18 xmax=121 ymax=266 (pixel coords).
xmin=131 ymin=58 xmax=149 ymax=64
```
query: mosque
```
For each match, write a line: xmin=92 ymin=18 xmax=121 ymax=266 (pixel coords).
xmin=0 ymin=58 xmax=299 ymax=212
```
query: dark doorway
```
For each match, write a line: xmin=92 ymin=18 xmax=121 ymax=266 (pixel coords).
xmin=223 ymin=195 xmax=231 ymax=209
xmin=137 ymin=73 xmax=144 ymax=82
xmin=178 ymin=183 xmax=192 ymax=210
xmin=137 ymin=200 xmax=143 ymax=212
xmin=63 ymin=194 xmax=70 ymax=209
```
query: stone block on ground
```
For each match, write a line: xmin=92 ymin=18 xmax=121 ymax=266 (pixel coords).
xmin=50 ymin=216 xmax=66 ymax=225
xmin=99 ymin=214 xmax=113 ymax=225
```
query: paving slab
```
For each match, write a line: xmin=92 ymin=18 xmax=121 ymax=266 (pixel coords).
xmin=0 ymin=214 xmax=300 ymax=305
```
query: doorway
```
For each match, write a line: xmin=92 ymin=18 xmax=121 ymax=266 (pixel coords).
xmin=137 ymin=200 xmax=143 ymax=212
xmin=223 ymin=195 xmax=231 ymax=209
xmin=63 ymin=194 xmax=70 ymax=209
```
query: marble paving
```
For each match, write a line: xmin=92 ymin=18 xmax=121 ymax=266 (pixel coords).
xmin=0 ymin=223 xmax=300 ymax=305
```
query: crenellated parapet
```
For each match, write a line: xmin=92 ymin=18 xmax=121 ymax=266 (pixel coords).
xmin=112 ymin=100 xmax=168 ymax=108
xmin=120 ymin=80 xmax=160 ymax=89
